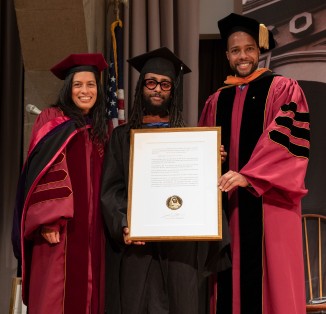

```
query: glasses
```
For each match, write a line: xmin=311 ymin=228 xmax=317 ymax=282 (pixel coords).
xmin=143 ymin=79 xmax=173 ymax=91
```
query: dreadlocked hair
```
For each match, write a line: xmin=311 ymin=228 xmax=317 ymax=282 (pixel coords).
xmin=52 ymin=72 xmax=108 ymax=145
xmin=169 ymin=72 xmax=186 ymax=128
xmin=129 ymin=73 xmax=186 ymax=129
xmin=129 ymin=74 xmax=146 ymax=129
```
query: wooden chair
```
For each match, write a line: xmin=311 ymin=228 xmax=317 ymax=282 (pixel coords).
xmin=302 ymin=214 xmax=326 ymax=312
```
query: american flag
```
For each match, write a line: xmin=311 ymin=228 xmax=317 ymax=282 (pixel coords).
xmin=106 ymin=20 xmax=125 ymax=134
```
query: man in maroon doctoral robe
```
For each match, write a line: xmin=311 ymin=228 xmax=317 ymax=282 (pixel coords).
xmin=199 ymin=13 xmax=310 ymax=314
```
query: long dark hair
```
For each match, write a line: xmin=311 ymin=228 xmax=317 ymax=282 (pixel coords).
xmin=53 ymin=71 xmax=108 ymax=144
xmin=128 ymin=73 xmax=185 ymax=129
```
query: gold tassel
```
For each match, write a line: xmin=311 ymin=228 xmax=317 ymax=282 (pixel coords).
xmin=259 ymin=23 xmax=269 ymax=50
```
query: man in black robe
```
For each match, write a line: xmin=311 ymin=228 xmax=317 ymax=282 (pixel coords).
xmin=101 ymin=47 xmax=231 ymax=314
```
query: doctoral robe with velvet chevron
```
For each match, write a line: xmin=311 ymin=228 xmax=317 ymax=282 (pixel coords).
xmin=199 ymin=72 xmax=310 ymax=314
xmin=13 ymin=107 xmax=105 ymax=314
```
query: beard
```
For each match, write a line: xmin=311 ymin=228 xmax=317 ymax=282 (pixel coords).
xmin=143 ymin=94 xmax=171 ymax=117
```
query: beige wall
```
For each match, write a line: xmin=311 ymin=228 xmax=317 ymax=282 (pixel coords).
xmin=200 ymin=0 xmax=242 ymax=36
xmin=14 ymin=0 xmax=107 ymax=156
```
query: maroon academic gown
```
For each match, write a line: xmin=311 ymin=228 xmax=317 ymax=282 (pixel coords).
xmin=199 ymin=73 xmax=310 ymax=314
xmin=20 ymin=107 xmax=105 ymax=314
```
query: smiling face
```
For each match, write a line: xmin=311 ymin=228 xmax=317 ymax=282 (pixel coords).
xmin=226 ymin=31 xmax=260 ymax=78
xmin=71 ymin=71 xmax=98 ymax=114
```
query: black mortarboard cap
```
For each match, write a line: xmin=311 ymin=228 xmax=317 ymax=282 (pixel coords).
xmin=218 ymin=13 xmax=275 ymax=52
xmin=128 ymin=47 xmax=191 ymax=112
xmin=51 ymin=53 xmax=108 ymax=80
xmin=127 ymin=47 xmax=191 ymax=80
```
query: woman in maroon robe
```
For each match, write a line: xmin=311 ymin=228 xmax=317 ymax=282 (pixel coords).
xmin=12 ymin=53 xmax=108 ymax=314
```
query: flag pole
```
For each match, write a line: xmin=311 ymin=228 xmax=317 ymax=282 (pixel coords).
xmin=106 ymin=1 xmax=126 ymax=133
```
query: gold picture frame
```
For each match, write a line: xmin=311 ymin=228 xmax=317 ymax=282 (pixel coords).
xmin=127 ymin=127 xmax=222 ymax=241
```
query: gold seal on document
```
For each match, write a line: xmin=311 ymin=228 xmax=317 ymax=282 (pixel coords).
xmin=166 ymin=195 xmax=183 ymax=210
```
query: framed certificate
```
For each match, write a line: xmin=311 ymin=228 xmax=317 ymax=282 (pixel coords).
xmin=128 ymin=127 xmax=222 ymax=241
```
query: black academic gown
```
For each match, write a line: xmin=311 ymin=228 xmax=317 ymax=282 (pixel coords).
xmin=101 ymin=123 xmax=231 ymax=314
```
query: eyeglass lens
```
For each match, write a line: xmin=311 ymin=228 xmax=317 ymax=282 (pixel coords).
xmin=143 ymin=79 xmax=172 ymax=91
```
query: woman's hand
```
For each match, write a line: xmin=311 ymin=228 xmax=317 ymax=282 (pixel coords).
xmin=41 ymin=227 xmax=60 ymax=244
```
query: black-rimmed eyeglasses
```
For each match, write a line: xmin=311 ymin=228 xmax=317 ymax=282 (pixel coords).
xmin=143 ymin=79 xmax=173 ymax=91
